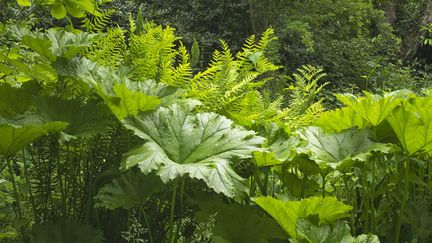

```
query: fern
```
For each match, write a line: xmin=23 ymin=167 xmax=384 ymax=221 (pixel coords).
xmin=85 ymin=27 xmax=126 ymax=67
xmin=80 ymin=1 xmax=125 ymax=67
xmin=81 ymin=0 xmax=114 ymax=32
xmin=190 ymin=39 xmax=200 ymax=68
xmin=125 ymin=21 xmax=191 ymax=84
xmin=186 ymin=29 xmax=280 ymax=115
xmin=226 ymin=65 xmax=327 ymax=131
xmin=283 ymin=65 xmax=327 ymax=131
xmin=81 ymin=9 xmax=115 ymax=32
xmin=286 ymin=64 xmax=327 ymax=114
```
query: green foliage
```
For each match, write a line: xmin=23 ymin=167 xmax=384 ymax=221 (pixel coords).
xmin=95 ymin=170 xmax=165 ymax=210
xmin=0 ymin=119 xmax=67 ymax=158
xmin=283 ymin=65 xmax=327 ymax=131
xmin=30 ymin=221 xmax=103 ymax=243
xmin=82 ymin=8 xmax=115 ymax=32
xmin=111 ymin=0 xmax=251 ymax=62
xmin=17 ymin=0 xmax=101 ymax=19
xmin=126 ymin=21 xmax=192 ymax=86
xmin=0 ymin=82 xmax=36 ymax=118
xmin=315 ymin=107 xmax=367 ymax=133
xmin=336 ymin=90 xmax=411 ymax=126
xmin=61 ymin=58 xmax=162 ymax=120
xmin=421 ymin=23 xmax=432 ymax=46
xmin=387 ymin=95 xmax=432 ymax=155
xmin=122 ymin=101 xmax=264 ymax=199
xmin=190 ymin=39 xmax=200 ymax=69
xmin=2 ymin=3 xmax=432 ymax=242
xmin=297 ymin=127 xmax=393 ymax=171
xmin=198 ymin=201 xmax=287 ymax=242
xmin=254 ymin=196 xmax=352 ymax=239
xmin=252 ymin=123 xmax=300 ymax=167
xmin=85 ymin=28 xmax=126 ymax=67
xmin=263 ymin=0 xmax=402 ymax=92
xmin=34 ymin=96 xmax=109 ymax=137
xmin=186 ymin=29 xmax=279 ymax=114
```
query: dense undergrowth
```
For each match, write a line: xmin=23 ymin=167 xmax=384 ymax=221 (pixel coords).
xmin=0 ymin=1 xmax=432 ymax=242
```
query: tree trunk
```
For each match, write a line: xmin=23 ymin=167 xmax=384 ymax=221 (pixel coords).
xmin=402 ymin=0 xmax=432 ymax=59
xmin=249 ymin=0 xmax=268 ymax=35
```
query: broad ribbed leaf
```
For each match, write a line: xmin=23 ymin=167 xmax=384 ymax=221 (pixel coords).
xmin=0 ymin=82 xmax=37 ymax=118
xmin=95 ymin=170 xmax=164 ymax=210
xmin=122 ymin=101 xmax=264 ymax=198
xmin=60 ymin=58 xmax=161 ymax=120
xmin=336 ymin=90 xmax=411 ymax=126
xmin=45 ymin=29 xmax=96 ymax=58
xmin=198 ymin=201 xmax=287 ymax=243
xmin=254 ymin=196 xmax=352 ymax=238
xmin=253 ymin=123 xmax=298 ymax=167
xmin=314 ymin=107 xmax=367 ymax=133
xmin=296 ymin=220 xmax=358 ymax=243
xmin=108 ymin=84 xmax=160 ymax=120
xmin=35 ymin=96 xmax=108 ymax=137
xmin=297 ymin=127 xmax=393 ymax=170
xmin=387 ymin=96 xmax=432 ymax=155
xmin=21 ymin=35 xmax=56 ymax=61
xmin=0 ymin=119 xmax=68 ymax=157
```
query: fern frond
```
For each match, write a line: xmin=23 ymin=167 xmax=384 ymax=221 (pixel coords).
xmin=126 ymin=22 xmax=180 ymax=83
xmin=243 ymin=34 xmax=257 ymax=51
xmin=190 ymin=39 xmax=200 ymax=68
xmin=185 ymin=28 xmax=280 ymax=115
xmin=81 ymin=8 xmax=115 ymax=32
xmin=129 ymin=13 xmax=136 ymax=33
xmin=257 ymin=28 xmax=277 ymax=51
xmin=85 ymin=27 xmax=126 ymax=67
xmin=163 ymin=45 xmax=192 ymax=87
xmin=282 ymin=65 xmax=328 ymax=131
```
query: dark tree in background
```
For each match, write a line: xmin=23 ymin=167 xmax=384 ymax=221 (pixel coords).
xmin=112 ymin=0 xmax=431 ymax=94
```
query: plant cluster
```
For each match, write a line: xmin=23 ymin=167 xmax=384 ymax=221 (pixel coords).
xmin=0 ymin=1 xmax=431 ymax=243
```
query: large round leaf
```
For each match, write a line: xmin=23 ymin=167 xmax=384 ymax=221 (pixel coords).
xmin=387 ymin=96 xmax=432 ymax=155
xmin=122 ymin=101 xmax=264 ymax=198
xmin=254 ymin=196 xmax=352 ymax=238
xmin=297 ymin=127 xmax=393 ymax=171
xmin=0 ymin=118 xmax=68 ymax=158
xmin=197 ymin=201 xmax=287 ymax=243
xmin=335 ymin=90 xmax=412 ymax=126
xmin=95 ymin=170 xmax=165 ymax=210
xmin=35 ymin=96 xmax=109 ymax=137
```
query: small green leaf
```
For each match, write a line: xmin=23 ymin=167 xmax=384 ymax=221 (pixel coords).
xmin=17 ymin=0 xmax=31 ymax=6
xmin=50 ymin=3 xmax=67 ymax=20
